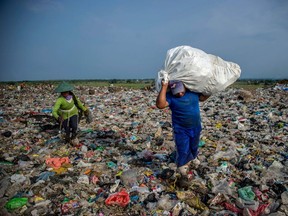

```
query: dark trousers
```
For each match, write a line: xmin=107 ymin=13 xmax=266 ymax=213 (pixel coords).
xmin=173 ymin=124 xmax=202 ymax=167
xmin=61 ymin=115 xmax=78 ymax=138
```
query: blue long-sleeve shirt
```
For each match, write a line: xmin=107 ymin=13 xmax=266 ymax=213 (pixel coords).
xmin=166 ymin=90 xmax=201 ymax=129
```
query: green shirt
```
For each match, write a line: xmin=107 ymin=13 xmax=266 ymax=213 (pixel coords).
xmin=52 ymin=96 xmax=87 ymax=120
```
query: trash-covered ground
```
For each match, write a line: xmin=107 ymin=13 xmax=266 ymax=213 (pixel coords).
xmin=0 ymin=82 xmax=287 ymax=216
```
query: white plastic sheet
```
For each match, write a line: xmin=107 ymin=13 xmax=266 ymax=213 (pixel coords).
xmin=156 ymin=46 xmax=241 ymax=95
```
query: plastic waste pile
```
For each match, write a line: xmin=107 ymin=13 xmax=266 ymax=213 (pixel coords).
xmin=0 ymin=82 xmax=287 ymax=215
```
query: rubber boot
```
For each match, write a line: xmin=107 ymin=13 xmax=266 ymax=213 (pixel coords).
xmin=65 ymin=134 xmax=71 ymax=143
xmin=71 ymin=132 xmax=77 ymax=140
xmin=70 ymin=132 xmax=79 ymax=146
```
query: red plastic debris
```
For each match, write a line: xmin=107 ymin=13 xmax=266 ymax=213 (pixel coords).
xmin=222 ymin=202 xmax=242 ymax=214
xmin=248 ymin=203 xmax=270 ymax=216
xmin=45 ymin=157 xmax=70 ymax=169
xmin=105 ymin=189 xmax=130 ymax=207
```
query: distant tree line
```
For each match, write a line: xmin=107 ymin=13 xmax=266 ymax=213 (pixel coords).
xmin=2 ymin=78 xmax=287 ymax=86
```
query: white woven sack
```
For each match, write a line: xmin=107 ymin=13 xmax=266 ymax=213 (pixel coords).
xmin=156 ymin=46 xmax=241 ymax=95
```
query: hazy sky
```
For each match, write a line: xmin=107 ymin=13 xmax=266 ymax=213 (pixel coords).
xmin=0 ymin=0 xmax=287 ymax=82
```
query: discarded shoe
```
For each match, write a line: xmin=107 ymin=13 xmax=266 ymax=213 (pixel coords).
xmin=64 ymin=134 xmax=71 ymax=143
xmin=71 ymin=132 xmax=77 ymax=140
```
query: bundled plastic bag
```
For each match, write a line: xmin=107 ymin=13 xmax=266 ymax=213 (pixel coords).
xmin=156 ymin=46 xmax=241 ymax=95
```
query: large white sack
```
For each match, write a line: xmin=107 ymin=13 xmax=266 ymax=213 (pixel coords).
xmin=156 ymin=46 xmax=241 ymax=95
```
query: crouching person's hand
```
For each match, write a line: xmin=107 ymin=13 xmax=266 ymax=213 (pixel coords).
xmin=58 ymin=116 xmax=64 ymax=123
xmin=84 ymin=109 xmax=93 ymax=123
xmin=84 ymin=109 xmax=90 ymax=116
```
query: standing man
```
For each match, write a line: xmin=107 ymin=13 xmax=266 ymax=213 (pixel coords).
xmin=156 ymin=80 xmax=209 ymax=178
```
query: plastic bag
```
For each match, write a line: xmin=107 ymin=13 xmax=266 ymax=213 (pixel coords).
xmin=45 ymin=157 xmax=70 ymax=169
xmin=156 ymin=46 xmax=241 ymax=95
xmin=238 ymin=186 xmax=256 ymax=201
xmin=83 ymin=108 xmax=93 ymax=123
xmin=85 ymin=109 xmax=93 ymax=123
xmin=120 ymin=169 xmax=138 ymax=187
xmin=5 ymin=197 xmax=28 ymax=210
xmin=105 ymin=189 xmax=130 ymax=207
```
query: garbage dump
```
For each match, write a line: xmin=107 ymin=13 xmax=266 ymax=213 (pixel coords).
xmin=0 ymin=82 xmax=287 ymax=215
